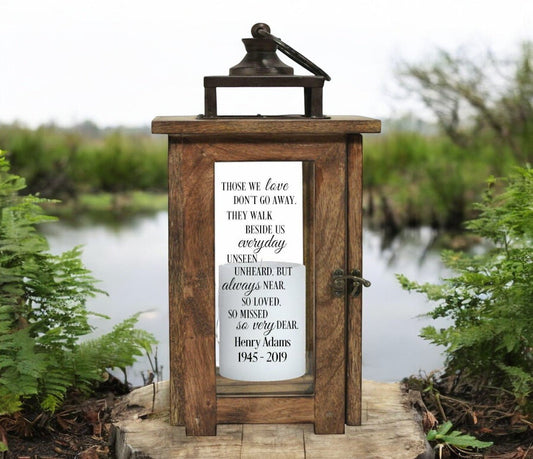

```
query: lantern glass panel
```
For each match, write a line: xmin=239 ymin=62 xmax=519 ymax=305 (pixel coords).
xmin=215 ymin=161 xmax=314 ymax=396
xmin=215 ymin=88 xmax=303 ymax=117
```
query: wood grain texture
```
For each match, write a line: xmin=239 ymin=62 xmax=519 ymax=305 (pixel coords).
xmin=152 ymin=115 xmax=381 ymax=136
xmin=240 ymin=424 xmax=309 ymax=459
xmin=175 ymin=139 xmax=217 ymax=435
xmin=114 ymin=380 xmax=432 ymax=459
xmin=217 ymin=397 xmax=314 ymax=424
xmin=168 ymin=138 xmax=185 ymax=426
xmin=313 ymin=143 xmax=346 ymax=434
xmin=346 ymin=134 xmax=364 ymax=426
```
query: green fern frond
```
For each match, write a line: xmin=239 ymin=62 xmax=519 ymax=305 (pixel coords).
xmin=1 ymin=151 xmax=156 ymax=416
xmin=0 ymin=388 xmax=22 ymax=416
xmin=79 ymin=313 xmax=157 ymax=373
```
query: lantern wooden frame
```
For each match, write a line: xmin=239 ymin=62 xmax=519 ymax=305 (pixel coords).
xmin=152 ymin=115 xmax=381 ymax=436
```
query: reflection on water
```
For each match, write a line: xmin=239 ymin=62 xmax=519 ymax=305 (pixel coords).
xmin=363 ymin=228 xmax=450 ymax=382
xmin=42 ymin=213 xmax=169 ymax=386
xmin=43 ymin=213 xmax=449 ymax=386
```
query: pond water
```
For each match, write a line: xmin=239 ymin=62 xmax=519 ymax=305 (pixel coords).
xmin=43 ymin=212 xmax=450 ymax=386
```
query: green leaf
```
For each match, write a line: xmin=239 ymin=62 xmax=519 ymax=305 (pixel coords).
xmin=437 ymin=420 xmax=453 ymax=436
xmin=427 ymin=422 xmax=493 ymax=450
xmin=437 ymin=433 xmax=493 ymax=449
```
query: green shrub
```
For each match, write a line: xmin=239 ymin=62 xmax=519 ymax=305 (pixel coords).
xmin=0 ymin=151 xmax=156 ymax=416
xmin=0 ymin=124 xmax=168 ymax=197
xmin=74 ymin=132 xmax=166 ymax=192
xmin=364 ymin=129 xmax=518 ymax=230
xmin=0 ymin=125 xmax=81 ymax=198
xmin=398 ymin=167 xmax=533 ymax=409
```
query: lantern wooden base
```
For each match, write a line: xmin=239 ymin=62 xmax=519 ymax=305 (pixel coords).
xmin=153 ymin=116 xmax=380 ymax=436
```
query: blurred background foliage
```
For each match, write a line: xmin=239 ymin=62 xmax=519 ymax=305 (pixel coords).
xmin=0 ymin=41 xmax=531 ymax=233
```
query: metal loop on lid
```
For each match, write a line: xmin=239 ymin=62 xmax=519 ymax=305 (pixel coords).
xmin=251 ymin=23 xmax=331 ymax=81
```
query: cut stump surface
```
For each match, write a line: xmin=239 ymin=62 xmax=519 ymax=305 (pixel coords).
xmin=112 ymin=380 xmax=431 ymax=458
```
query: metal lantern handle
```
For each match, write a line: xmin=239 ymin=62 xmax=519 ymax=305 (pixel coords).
xmin=251 ymin=23 xmax=331 ymax=81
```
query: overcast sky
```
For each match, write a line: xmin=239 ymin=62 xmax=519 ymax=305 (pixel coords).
xmin=2 ymin=0 xmax=533 ymax=127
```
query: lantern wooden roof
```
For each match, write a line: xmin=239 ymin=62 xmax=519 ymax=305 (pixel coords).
xmin=152 ymin=115 xmax=381 ymax=136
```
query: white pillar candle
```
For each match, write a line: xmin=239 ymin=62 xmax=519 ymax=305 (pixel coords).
xmin=219 ymin=262 xmax=306 ymax=381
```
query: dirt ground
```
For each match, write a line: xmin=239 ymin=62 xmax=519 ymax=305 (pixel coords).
xmin=0 ymin=379 xmax=127 ymax=459
xmin=406 ymin=375 xmax=533 ymax=459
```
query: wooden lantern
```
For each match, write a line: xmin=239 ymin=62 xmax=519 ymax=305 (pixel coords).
xmin=152 ymin=24 xmax=381 ymax=436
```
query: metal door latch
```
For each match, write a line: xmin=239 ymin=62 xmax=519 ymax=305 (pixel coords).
xmin=332 ymin=269 xmax=371 ymax=298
